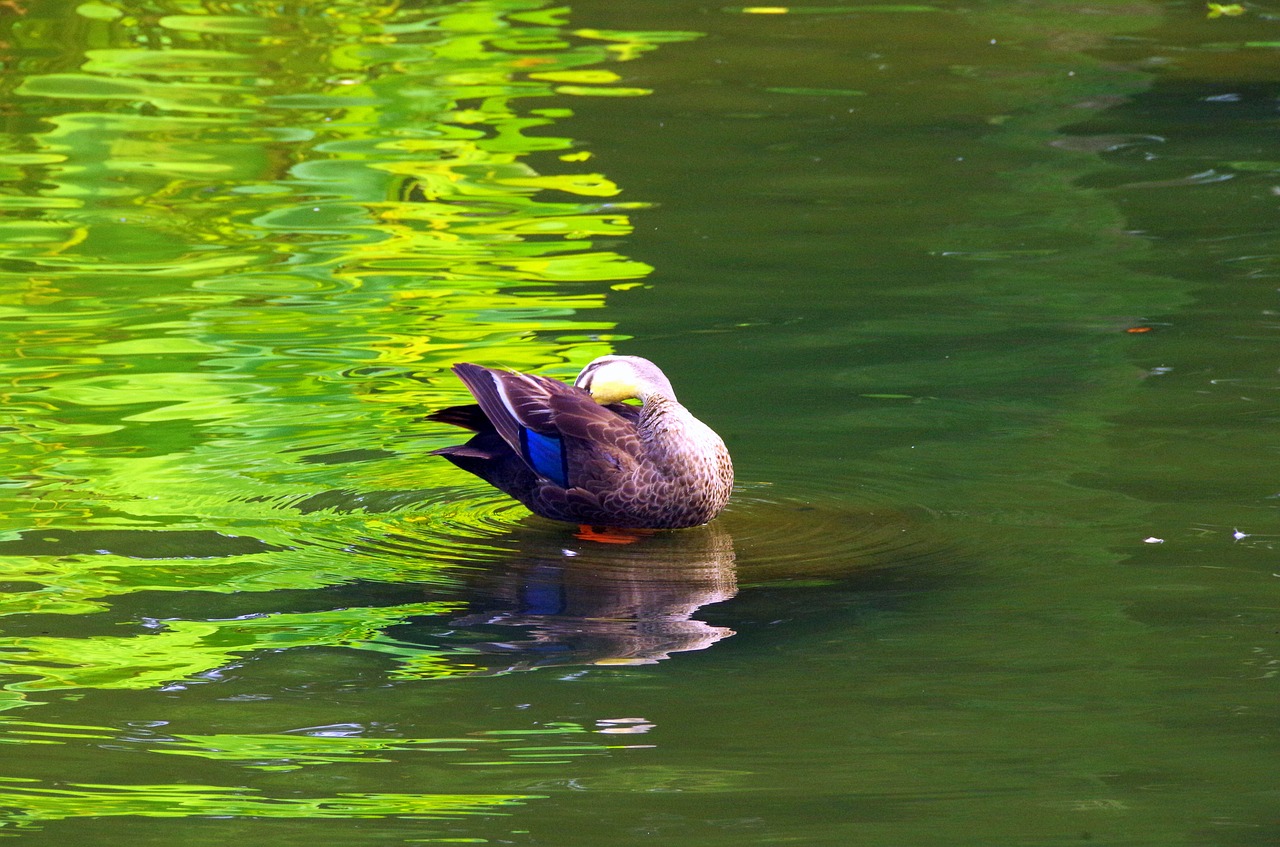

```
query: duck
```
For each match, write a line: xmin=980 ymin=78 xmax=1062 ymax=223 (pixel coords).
xmin=427 ymin=355 xmax=733 ymax=529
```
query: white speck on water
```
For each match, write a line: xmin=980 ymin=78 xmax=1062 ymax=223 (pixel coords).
xmin=1143 ymin=537 xmax=1163 ymax=544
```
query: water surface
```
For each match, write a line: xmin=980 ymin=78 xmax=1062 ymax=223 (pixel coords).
xmin=0 ymin=0 xmax=1276 ymax=844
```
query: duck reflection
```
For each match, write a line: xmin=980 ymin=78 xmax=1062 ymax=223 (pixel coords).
xmin=450 ymin=521 xmax=737 ymax=670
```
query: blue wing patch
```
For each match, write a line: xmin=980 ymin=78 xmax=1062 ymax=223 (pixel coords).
xmin=520 ymin=427 xmax=569 ymax=488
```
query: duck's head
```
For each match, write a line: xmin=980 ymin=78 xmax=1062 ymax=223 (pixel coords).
xmin=575 ymin=355 xmax=676 ymax=404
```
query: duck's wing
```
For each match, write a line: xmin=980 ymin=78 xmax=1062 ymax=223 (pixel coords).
xmin=447 ymin=363 xmax=644 ymax=491
xmin=449 ymin=364 xmax=555 ymax=447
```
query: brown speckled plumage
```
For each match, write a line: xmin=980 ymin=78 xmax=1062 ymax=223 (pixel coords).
xmin=428 ymin=356 xmax=733 ymax=529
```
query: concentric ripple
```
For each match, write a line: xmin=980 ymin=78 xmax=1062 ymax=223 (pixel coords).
xmin=717 ymin=479 xmax=952 ymax=585
xmin=338 ymin=474 xmax=954 ymax=588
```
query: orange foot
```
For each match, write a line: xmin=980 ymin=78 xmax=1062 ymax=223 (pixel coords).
xmin=575 ymin=525 xmax=657 ymax=545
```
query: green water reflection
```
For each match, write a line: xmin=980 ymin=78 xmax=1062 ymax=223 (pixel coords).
xmin=1 ymin=2 xmax=679 ymax=582
xmin=0 ymin=0 xmax=707 ymax=834
xmin=1 ymin=0 xmax=1278 ymax=844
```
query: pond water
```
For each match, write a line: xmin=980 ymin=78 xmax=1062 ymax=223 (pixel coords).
xmin=0 ymin=0 xmax=1276 ymax=844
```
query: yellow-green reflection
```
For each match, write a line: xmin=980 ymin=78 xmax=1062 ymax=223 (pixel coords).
xmin=0 ymin=3 xmax=698 ymax=580
xmin=0 ymin=520 xmax=745 ymax=691
xmin=156 ymin=722 xmax=637 ymax=771
xmin=0 ymin=7 xmax=705 ymax=834
xmin=0 ymin=601 xmax=466 ymax=691
xmin=0 ymin=778 xmax=535 ymax=828
xmin=0 ymin=717 xmax=639 ymax=772
xmin=0 ymin=0 xmax=706 ymax=754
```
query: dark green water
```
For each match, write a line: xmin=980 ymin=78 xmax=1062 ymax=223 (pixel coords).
xmin=0 ymin=0 xmax=1276 ymax=844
